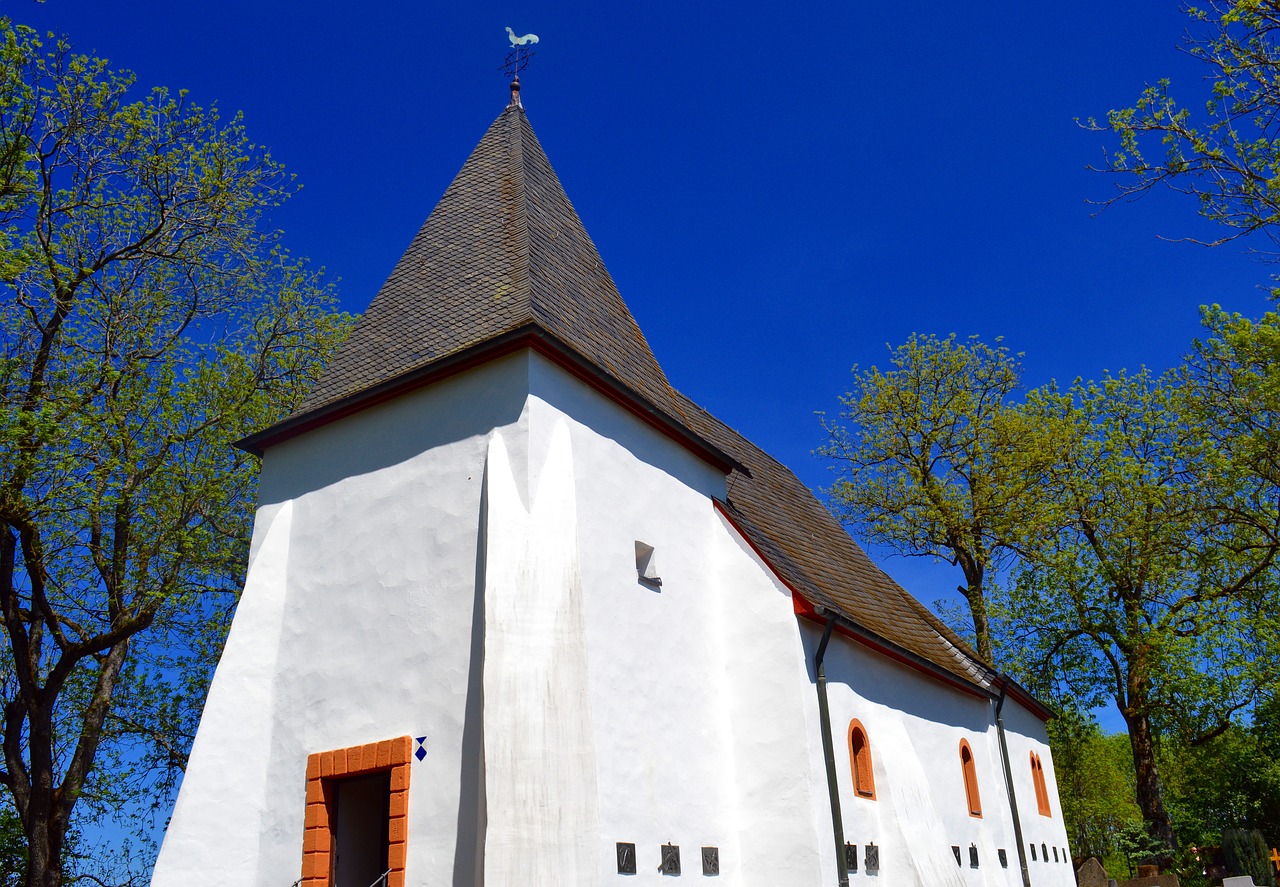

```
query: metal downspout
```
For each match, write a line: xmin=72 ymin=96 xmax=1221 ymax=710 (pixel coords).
xmin=815 ymin=608 xmax=850 ymax=887
xmin=997 ymin=678 xmax=1032 ymax=887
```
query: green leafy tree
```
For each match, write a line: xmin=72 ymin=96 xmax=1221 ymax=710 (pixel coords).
xmin=0 ymin=22 xmax=350 ymax=887
xmin=1006 ymin=370 xmax=1280 ymax=860
xmin=820 ymin=333 xmax=1049 ymax=664
xmin=1089 ymin=1 xmax=1280 ymax=253
xmin=1116 ymin=820 xmax=1170 ymax=879
xmin=1223 ymin=828 xmax=1277 ymax=886
xmin=1163 ymin=725 xmax=1280 ymax=852
xmin=1047 ymin=711 xmax=1142 ymax=865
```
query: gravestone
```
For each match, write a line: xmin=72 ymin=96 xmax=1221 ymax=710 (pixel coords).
xmin=1223 ymin=877 xmax=1256 ymax=887
xmin=1078 ymin=857 xmax=1111 ymax=887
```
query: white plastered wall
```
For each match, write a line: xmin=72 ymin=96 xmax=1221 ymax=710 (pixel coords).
xmin=796 ymin=623 xmax=1075 ymax=887
xmin=154 ymin=347 xmax=1072 ymax=887
xmin=154 ymin=353 xmax=531 ymax=887
xmin=524 ymin=355 xmax=748 ymax=884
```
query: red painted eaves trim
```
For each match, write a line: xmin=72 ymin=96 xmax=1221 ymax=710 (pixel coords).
xmin=790 ymin=590 xmax=991 ymax=702
xmin=238 ymin=326 xmax=741 ymax=475
xmin=238 ymin=329 xmax=531 ymax=455
xmin=1002 ymin=678 xmax=1055 ymax=723
xmin=712 ymin=500 xmax=992 ymax=703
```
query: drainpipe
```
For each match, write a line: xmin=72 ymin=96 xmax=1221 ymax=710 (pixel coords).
xmin=996 ymin=678 xmax=1032 ymax=887
xmin=814 ymin=607 xmax=850 ymax=887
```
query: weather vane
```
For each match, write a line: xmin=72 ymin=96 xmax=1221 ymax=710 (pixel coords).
xmin=502 ymin=26 xmax=539 ymax=81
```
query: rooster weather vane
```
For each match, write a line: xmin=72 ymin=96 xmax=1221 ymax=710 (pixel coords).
xmin=502 ymin=26 xmax=539 ymax=80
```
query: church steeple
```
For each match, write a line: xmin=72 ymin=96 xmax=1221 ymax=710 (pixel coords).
xmin=245 ymin=103 xmax=690 ymax=456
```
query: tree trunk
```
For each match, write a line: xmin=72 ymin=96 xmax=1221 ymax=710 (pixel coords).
xmin=959 ymin=564 xmax=993 ymax=664
xmin=1123 ymin=702 xmax=1177 ymax=862
xmin=22 ymin=705 xmax=65 ymax=887
xmin=25 ymin=816 xmax=64 ymax=887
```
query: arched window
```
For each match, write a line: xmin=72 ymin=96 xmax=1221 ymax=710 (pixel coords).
xmin=959 ymin=739 xmax=982 ymax=817
xmin=1030 ymin=752 xmax=1052 ymax=817
xmin=847 ymin=719 xmax=876 ymax=800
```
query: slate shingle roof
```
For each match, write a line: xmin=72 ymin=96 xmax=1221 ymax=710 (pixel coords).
xmin=291 ymin=102 xmax=678 ymax=421
xmin=254 ymin=100 xmax=999 ymax=694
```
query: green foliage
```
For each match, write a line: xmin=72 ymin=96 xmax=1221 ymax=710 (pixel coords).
xmin=999 ymin=365 xmax=1280 ymax=855
xmin=1089 ymin=2 xmax=1280 ymax=253
xmin=0 ymin=802 xmax=25 ymax=887
xmin=1223 ymin=828 xmax=1277 ymax=886
xmin=1161 ymin=694 xmax=1280 ymax=854
xmin=1048 ymin=711 xmax=1142 ymax=864
xmin=1116 ymin=820 xmax=1169 ymax=879
xmin=820 ymin=333 xmax=1045 ymax=663
xmin=0 ymin=20 xmax=351 ymax=886
xmin=823 ymin=319 xmax=1280 ymax=857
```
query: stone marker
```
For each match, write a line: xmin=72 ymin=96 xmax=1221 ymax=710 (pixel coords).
xmin=1223 ymin=877 xmax=1256 ymax=887
xmin=1078 ymin=857 xmax=1110 ymax=887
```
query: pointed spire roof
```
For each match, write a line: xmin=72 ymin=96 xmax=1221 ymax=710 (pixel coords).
xmin=283 ymin=102 xmax=677 ymax=423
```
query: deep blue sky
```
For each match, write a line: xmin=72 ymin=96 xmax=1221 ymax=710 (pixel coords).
xmin=14 ymin=3 xmax=1271 ymax=727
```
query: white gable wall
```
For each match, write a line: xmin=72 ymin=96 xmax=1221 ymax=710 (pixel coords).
xmin=154 ymin=353 xmax=530 ymax=887
xmin=525 ymin=355 xmax=744 ymax=884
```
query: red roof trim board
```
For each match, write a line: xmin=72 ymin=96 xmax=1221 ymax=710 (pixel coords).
xmin=713 ymin=499 xmax=1055 ymax=719
xmin=1002 ymin=677 xmax=1055 ymax=722
xmin=790 ymin=588 xmax=993 ymax=704
xmin=239 ymin=327 xmax=741 ymax=475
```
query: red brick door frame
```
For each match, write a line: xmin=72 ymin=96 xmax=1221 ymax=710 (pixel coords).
xmin=300 ymin=737 xmax=412 ymax=887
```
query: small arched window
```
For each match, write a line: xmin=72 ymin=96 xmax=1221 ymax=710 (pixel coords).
xmin=959 ymin=739 xmax=982 ymax=817
xmin=1030 ymin=752 xmax=1052 ymax=817
xmin=847 ymin=719 xmax=876 ymax=800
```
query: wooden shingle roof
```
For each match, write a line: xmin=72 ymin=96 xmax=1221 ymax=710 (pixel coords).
xmin=246 ymin=101 xmax=1005 ymax=697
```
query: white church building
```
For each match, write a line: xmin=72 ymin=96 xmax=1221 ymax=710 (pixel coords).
xmin=151 ymin=83 xmax=1074 ymax=887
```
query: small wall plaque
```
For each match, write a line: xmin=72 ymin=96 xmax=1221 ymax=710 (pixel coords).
xmin=661 ymin=843 xmax=681 ymax=876
xmin=952 ymin=846 xmax=962 ymax=866
xmin=969 ymin=845 xmax=979 ymax=868
xmin=617 ymin=842 xmax=636 ymax=875
xmin=844 ymin=843 xmax=858 ymax=872
xmin=1042 ymin=843 xmax=1048 ymax=863
xmin=1030 ymin=843 xmax=1037 ymax=861
xmin=865 ymin=843 xmax=879 ymax=871
xmin=701 ymin=846 xmax=719 ymax=875
xmin=1053 ymin=846 xmax=1059 ymax=863
xmin=998 ymin=849 xmax=1008 ymax=868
